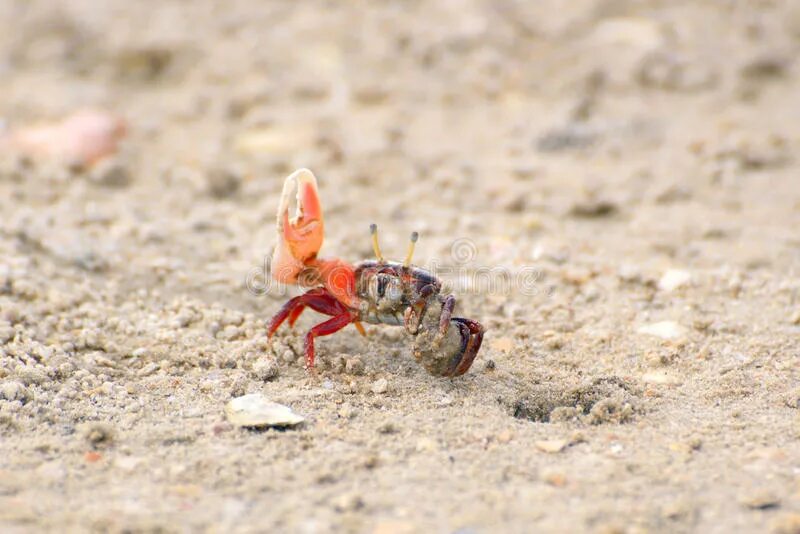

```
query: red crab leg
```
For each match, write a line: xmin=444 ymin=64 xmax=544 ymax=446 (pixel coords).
xmin=287 ymin=304 xmax=306 ymax=328
xmin=289 ymin=301 xmax=364 ymax=336
xmin=304 ymin=313 xmax=355 ymax=369
xmin=268 ymin=287 xmax=347 ymax=338
xmin=267 ymin=287 xmax=359 ymax=368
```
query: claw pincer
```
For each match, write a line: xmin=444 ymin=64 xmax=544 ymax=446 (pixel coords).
xmin=267 ymin=169 xmax=484 ymax=376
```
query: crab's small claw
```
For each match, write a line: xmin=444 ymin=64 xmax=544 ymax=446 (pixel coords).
xmin=271 ymin=169 xmax=325 ymax=284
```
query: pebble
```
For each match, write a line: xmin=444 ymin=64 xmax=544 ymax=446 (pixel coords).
xmin=332 ymin=492 xmax=364 ymax=512
xmin=740 ymin=490 xmax=781 ymax=510
xmin=0 ymin=381 xmax=32 ymax=403
xmin=637 ymin=51 xmax=718 ymax=92
xmin=337 ymin=403 xmax=356 ymax=419
xmin=370 ymin=378 xmax=388 ymax=394
xmin=783 ymin=388 xmax=800 ymax=409
xmin=89 ymin=159 xmax=131 ymax=187
xmin=16 ymin=366 xmax=47 ymax=385
xmin=205 ymin=166 xmax=241 ymax=199
xmin=542 ymin=470 xmax=567 ymax=487
xmin=658 ymin=269 xmax=692 ymax=292
xmin=642 ymin=371 xmax=682 ymax=386
xmin=568 ymin=199 xmax=618 ymax=218
xmin=345 ymin=356 xmax=365 ymax=376
xmin=251 ymin=358 xmax=279 ymax=381
xmin=637 ymin=321 xmax=687 ymax=340
xmin=415 ymin=437 xmax=438 ymax=452
xmin=377 ymin=421 xmax=398 ymax=434
xmin=535 ymin=439 xmax=568 ymax=453
xmin=137 ymin=362 xmax=159 ymax=377
xmin=81 ymin=422 xmax=115 ymax=447
xmin=224 ymin=394 xmax=304 ymax=428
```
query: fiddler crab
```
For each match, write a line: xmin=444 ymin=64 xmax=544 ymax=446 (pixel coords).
xmin=267 ymin=169 xmax=485 ymax=377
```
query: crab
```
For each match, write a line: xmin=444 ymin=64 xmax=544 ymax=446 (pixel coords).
xmin=267 ymin=169 xmax=484 ymax=377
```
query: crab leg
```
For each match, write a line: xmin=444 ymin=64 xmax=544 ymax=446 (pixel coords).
xmin=304 ymin=313 xmax=355 ymax=369
xmin=267 ymin=287 xmax=360 ymax=368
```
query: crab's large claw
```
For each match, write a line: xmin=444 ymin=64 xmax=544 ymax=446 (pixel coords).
xmin=271 ymin=169 xmax=324 ymax=285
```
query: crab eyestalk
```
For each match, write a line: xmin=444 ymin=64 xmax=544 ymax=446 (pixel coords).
xmin=271 ymin=168 xmax=325 ymax=284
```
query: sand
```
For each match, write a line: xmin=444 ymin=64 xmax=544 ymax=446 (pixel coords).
xmin=1 ymin=1 xmax=800 ymax=532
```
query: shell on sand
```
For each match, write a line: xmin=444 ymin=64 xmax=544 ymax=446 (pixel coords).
xmin=225 ymin=394 xmax=305 ymax=428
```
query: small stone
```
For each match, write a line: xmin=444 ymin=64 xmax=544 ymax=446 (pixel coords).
xmin=658 ymin=269 xmax=692 ymax=292
xmin=84 ymin=451 xmax=103 ymax=463
xmin=225 ymin=394 xmax=304 ymax=428
xmin=337 ymin=403 xmax=356 ymax=419
xmin=542 ymin=331 xmax=566 ymax=351
xmin=740 ymin=491 xmax=780 ymax=510
xmin=415 ymin=437 xmax=438 ymax=452
xmin=137 ymin=362 xmax=158 ymax=377
xmin=377 ymin=422 xmax=398 ymax=434
xmin=568 ymin=199 xmax=618 ymax=218
xmin=642 ymin=371 xmax=682 ymax=386
xmin=251 ymin=358 xmax=279 ymax=381
xmin=587 ymin=399 xmax=634 ymax=425
xmin=550 ymin=406 xmax=581 ymax=422
xmin=344 ymin=356 xmax=365 ymax=375
xmin=535 ymin=439 xmax=568 ymax=453
xmin=538 ymin=124 xmax=597 ymax=152
xmin=333 ymin=492 xmax=364 ymax=512
xmin=496 ymin=430 xmax=513 ymax=444
xmin=637 ymin=321 xmax=687 ymax=340
xmin=80 ymin=422 xmax=114 ymax=447
xmin=637 ymin=51 xmax=717 ymax=92
xmin=783 ymin=388 xmax=800 ymax=409
xmin=16 ymin=366 xmax=47 ymax=385
xmin=370 ymin=378 xmax=388 ymax=394
xmin=0 ymin=381 xmax=31 ymax=403
xmin=542 ymin=470 xmax=567 ymax=487
xmin=661 ymin=499 xmax=694 ymax=521
xmin=206 ymin=167 xmax=241 ymax=199
xmin=89 ymin=159 xmax=131 ymax=187
xmin=789 ymin=310 xmax=800 ymax=326
xmin=740 ymin=53 xmax=791 ymax=80
xmin=115 ymin=456 xmax=143 ymax=472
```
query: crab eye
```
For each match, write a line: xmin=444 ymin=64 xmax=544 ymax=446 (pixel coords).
xmin=385 ymin=277 xmax=403 ymax=302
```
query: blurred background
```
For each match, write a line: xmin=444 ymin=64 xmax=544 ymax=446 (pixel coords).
xmin=1 ymin=1 xmax=800 ymax=532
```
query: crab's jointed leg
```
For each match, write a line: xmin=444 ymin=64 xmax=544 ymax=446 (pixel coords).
xmin=267 ymin=287 xmax=358 ymax=369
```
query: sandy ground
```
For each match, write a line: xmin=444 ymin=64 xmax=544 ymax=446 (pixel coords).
xmin=1 ymin=1 xmax=800 ymax=532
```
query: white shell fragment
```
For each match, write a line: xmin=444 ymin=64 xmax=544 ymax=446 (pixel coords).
xmin=658 ymin=269 xmax=692 ymax=292
xmin=225 ymin=394 xmax=305 ymax=428
xmin=637 ymin=321 xmax=687 ymax=340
